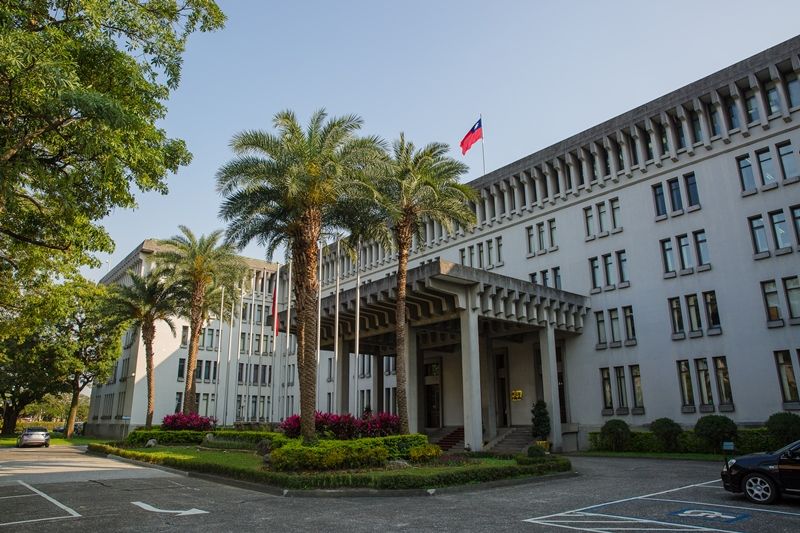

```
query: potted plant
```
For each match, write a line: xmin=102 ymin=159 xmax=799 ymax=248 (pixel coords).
xmin=531 ymin=400 xmax=551 ymax=451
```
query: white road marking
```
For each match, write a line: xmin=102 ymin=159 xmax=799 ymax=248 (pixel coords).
xmin=642 ymin=497 xmax=800 ymax=517
xmin=16 ymin=480 xmax=80 ymax=517
xmin=0 ymin=515 xmax=80 ymax=527
xmin=131 ymin=501 xmax=208 ymax=516
xmin=527 ymin=510 xmax=737 ymax=533
xmin=0 ymin=494 xmax=35 ymax=500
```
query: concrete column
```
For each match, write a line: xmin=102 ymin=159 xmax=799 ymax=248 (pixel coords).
xmin=336 ymin=339 xmax=350 ymax=414
xmin=539 ymin=321 xmax=562 ymax=451
xmin=460 ymin=307 xmax=483 ymax=451
xmin=406 ymin=327 xmax=421 ymax=433
xmin=372 ymin=355 xmax=384 ymax=412
xmin=481 ymin=334 xmax=497 ymax=441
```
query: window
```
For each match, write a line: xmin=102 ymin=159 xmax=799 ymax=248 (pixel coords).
xmin=749 ymin=215 xmax=769 ymax=253
xmin=778 ymin=143 xmax=799 ymax=181
xmin=238 ymin=362 xmax=244 ymax=383
xmin=695 ymin=359 xmax=714 ymax=406
xmin=615 ymin=367 xmax=628 ymax=408
xmin=690 ymin=110 xmax=703 ymax=143
xmin=609 ymin=309 xmax=621 ymax=343
xmin=693 ymin=230 xmax=709 ymax=266
xmin=597 ymin=203 xmax=608 ymax=233
xmin=653 ymin=184 xmax=667 ymax=217
xmin=204 ymin=360 xmax=211 ymax=381
xmin=783 ymin=277 xmax=800 ymax=319
xmin=745 ymin=89 xmax=760 ymax=123
xmin=553 ymin=267 xmax=562 ymax=290
xmin=684 ymin=173 xmax=699 ymax=207
xmin=762 ymin=280 xmax=781 ymax=321
xmin=601 ymin=368 xmax=613 ymax=409
xmin=529 ymin=272 xmax=537 ymax=284
xmin=181 ymin=326 xmax=189 ymax=346
xmin=177 ymin=358 xmax=186 ymax=380
xmin=669 ymin=297 xmax=684 ymax=334
xmin=767 ymin=85 xmax=781 ymax=114
xmin=788 ymin=75 xmax=800 ymax=107
xmin=661 ymin=239 xmax=676 ymax=273
xmin=602 ymin=254 xmax=614 ymax=286
xmin=686 ymin=294 xmax=702 ymax=332
xmin=676 ymin=117 xmax=687 ymax=148
xmin=548 ymin=219 xmax=557 ymax=247
xmin=714 ymin=357 xmax=733 ymax=405
xmin=459 ymin=248 xmax=466 ymax=265
xmin=540 ymin=269 xmax=549 ymax=287
xmin=668 ymin=178 xmax=683 ymax=211
xmin=212 ymin=361 xmax=218 ymax=382
xmin=486 ymin=239 xmax=494 ymax=266
xmin=584 ymin=207 xmax=595 ymax=237
xmin=678 ymin=360 xmax=695 ymax=406
xmin=725 ymin=97 xmax=740 ymax=130
xmin=254 ymin=334 xmax=261 ymax=354
xmin=617 ymin=250 xmax=628 ymax=283
xmin=468 ymin=246 xmax=474 ymax=266
xmin=757 ymin=149 xmax=777 ymax=185
xmin=709 ymin=104 xmax=721 ymax=136
xmin=703 ymin=291 xmax=721 ymax=329
xmin=775 ymin=351 xmax=799 ymax=403
xmin=677 ymin=234 xmax=692 ymax=270
xmin=630 ymin=365 xmax=643 ymax=408
xmin=536 ymin=222 xmax=545 ymax=251
xmin=175 ymin=392 xmax=183 ymax=413
xmin=495 ymin=237 xmax=503 ymax=263
xmin=623 ymin=306 xmax=636 ymax=341
xmin=477 ymin=242 xmax=484 ymax=268
xmin=526 ymin=226 xmax=535 ymax=254
xmin=240 ymin=332 xmax=246 ymax=353
xmin=595 ymin=311 xmax=607 ymax=345
xmin=793 ymin=206 xmax=800 ymax=245
xmin=590 ymin=257 xmax=601 ymax=289
xmin=738 ymin=155 xmax=756 ymax=192
xmin=769 ymin=210 xmax=791 ymax=249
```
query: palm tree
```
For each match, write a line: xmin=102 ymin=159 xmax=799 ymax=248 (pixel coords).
xmin=369 ymin=134 xmax=476 ymax=433
xmin=216 ymin=109 xmax=385 ymax=440
xmin=107 ymin=273 xmax=181 ymax=429
xmin=158 ymin=226 xmax=245 ymax=414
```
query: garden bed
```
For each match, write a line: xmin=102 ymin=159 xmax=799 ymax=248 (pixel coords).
xmin=88 ymin=443 xmax=572 ymax=490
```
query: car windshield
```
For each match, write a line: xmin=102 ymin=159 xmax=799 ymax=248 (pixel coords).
xmin=772 ymin=438 xmax=800 ymax=455
xmin=26 ymin=427 xmax=47 ymax=433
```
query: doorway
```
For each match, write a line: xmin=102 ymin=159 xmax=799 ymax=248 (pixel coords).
xmin=494 ymin=351 xmax=510 ymax=427
xmin=424 ymin=361 xmax=442 ymax=428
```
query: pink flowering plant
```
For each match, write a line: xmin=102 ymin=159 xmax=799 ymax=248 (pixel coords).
xmin=161 ymin=412 xmax=216 ymax=431
xmin=279 ymin=411 xmax=401 ymax=439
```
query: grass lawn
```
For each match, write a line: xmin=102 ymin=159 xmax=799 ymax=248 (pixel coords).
xmin=0 ymin=435 xmax=108 ymax=448
xmin=126 ymin=446 xmax=263 ymax=470
xmin=572 ymin=450 xmax=724 ymax=461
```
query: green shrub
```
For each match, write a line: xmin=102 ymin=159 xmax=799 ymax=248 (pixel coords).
xmin=369 ymin=434 xmax=428 ymax=459
xmin=527 ymin=444 xmax=547 ymax=457
xmin=125 ymin=430 xmax=206 ymax=446
xmin=734 ymin=428 xmax=771 ymax=454
xmin=766 ymin=412 xmax=800 ymax=449
xmin=408 ymin=443 xmax=441 ymax=463
xmin=515 ymin=454 xmax=548 ymax=465
xmin=531 ymin=400 xmax=551 ymax=440
xmin=650 ymin=418 xmax=683 ymax=452
xmin=600 ymin=420 xmax=631 ymax=451
xmin=269 ymin=440 xmax=389 ymax=471
xmin=694 ymin=415 xmax=737 ymax=452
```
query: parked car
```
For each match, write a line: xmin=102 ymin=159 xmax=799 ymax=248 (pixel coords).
xmin=721 ymin=438 xmax=800 ymax=504
xmin=16 ymin=427 xmax=51 ymax=448
xmin=53 ymin=422 xmax=83 ymax=435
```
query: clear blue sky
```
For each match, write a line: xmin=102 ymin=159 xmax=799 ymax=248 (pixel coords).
xmin=84 ymin=0 xmax=800 ymax=280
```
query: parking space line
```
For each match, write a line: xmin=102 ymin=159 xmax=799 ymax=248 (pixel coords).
xmin=0 ymin=515 xmax=80 ymax=527
xmin=0 ymin=494 xmax=35 ymax=500
xmin=17 ymin=480 xmax=81 ymax=517
xmin=526 ymin=510 xmax=738 ymax=532
xmin=641 ymin=497 xmax=800 ymax=517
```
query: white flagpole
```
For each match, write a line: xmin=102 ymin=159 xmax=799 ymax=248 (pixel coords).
xmin=213 ymin=287 xmax=225 ymax=422
xmin=257 ymin=268 xmax=267 ymax=421
xmin=480 ymin=113 xmax=486 ymax=176
xmin=269 ymin=265 xmax=280 ymax=423
xmin=283 ymin=261 xmax=293 ymax=419
xmin=245 ymin=271 xmax=256 ymax=421
xmin=316 ymin=239 xmax=323 ymax=401
xmin=234 ymin=281 xmax=245 ymax=421
xmin=222 ymin=289 xmax=236 ymax=426
xmin=332 ymin=238 xmax=341 ymax=413
xmin=353 ymin=240 xmax=361 ymax=416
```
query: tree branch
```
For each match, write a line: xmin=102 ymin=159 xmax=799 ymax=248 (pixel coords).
xmin=0 ymin=226 xmax=70 ymax=251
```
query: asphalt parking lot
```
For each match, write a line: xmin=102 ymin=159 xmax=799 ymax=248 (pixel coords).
xmin=1 ymin=447 xmax=798 ymax=532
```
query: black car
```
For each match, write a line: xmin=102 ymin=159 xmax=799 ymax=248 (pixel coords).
xmin=721 ymin=439 xmax=800 ymax=504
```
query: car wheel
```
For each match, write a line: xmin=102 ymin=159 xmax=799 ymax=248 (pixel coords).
xmin=742 ymin=473 xmax=778 ymax=504
xmin=44 ymin=443 xmax=50 ymax=448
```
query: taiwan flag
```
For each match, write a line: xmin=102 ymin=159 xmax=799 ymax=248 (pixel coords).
xmin=460 ymin=118 xmax=483 ymax=155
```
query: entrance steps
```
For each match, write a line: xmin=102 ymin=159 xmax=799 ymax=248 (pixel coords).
xmin=486 ymin=425 xmax=533 ymax=454
xmin=429 ymin=426 xmax=464 ymax=452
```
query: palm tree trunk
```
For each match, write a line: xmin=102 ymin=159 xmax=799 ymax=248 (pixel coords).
xmin=183 ymin=294 xmax=205 ymax=414
xmin=143 ymin=322 xmax=156 ymax=429
xmin=394 ymin=219 xmax=413 ymax=434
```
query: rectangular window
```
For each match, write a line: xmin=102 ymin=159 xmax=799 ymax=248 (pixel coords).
xmin=793 ymin=206 xmax=800 ymax=245
xmin=595 ymin=311 xmax=607 ymax=344
xmin=726 ymin=97 xmax=740 ymax=130
xmin=738 ymin=155 xmax=756 ymax=192
xmin=703 ymin=291 xmax=721 ymax=329
xmin=240 ymin=332 xmax=246 ymax=353
xmin=616 ymin=250 xmax=628 ymax=283
xmin=653 ymin=184 xmax=667 ymax=217
xmin=529 ymin=272 xmax=537 ymax=284
xmin=254 ymin=334 xmax=261 ymax=354
xmin=547 ymin=219 xmax=557 ymax=247
xmin=536 ymin=222 xmax=545 ymax=251
xmin=745 ymin=89 xmax=760 ymax=123
xmin=684 ymin=173 xmax=700 ymax=207
xmin=767 ymin=85 xmax=781 ymax=114
xmin=597 ymin=203 xmax=608 ymax=233
xmin=468 ymin=246 xmax=474 ymax=267
xmin=181 ymin=326 xmax=189 ymax=346
xmin=714 ymin=356 xmax=733 ymax=405
xmin=762 ymin=280 xmax=782 ymax=321
xmin=677 ymin=234 xmax=692 ymax=270
xmin=788 ymin=75 xmax=800 ymax=107
xmin=540 ymin=269 xmax=549 ymax=287
xmin=603 ymin=254 xmax=614 ymax=286
xmin=669 ymin=297 xmax=684 ymax=334
xmin=668 ymin=178 xmax=683 ymax=211
xmin=526 ymin=226 xmax=535 ymax=254
xmin=678 ymin=360 xmax=694 ymax=406
xmin=584 ymin=207 xmax=595 ymax=236
xmin=601 ymin=368 xmax=613 ymax=409
xmin=477 ymin=242 xmax=484 ymax=268
xmin=784 ymin=277 xmax=800 ymax=319
xmin=775 ymin=350 xmax=799 ymax=403
xmin=609 ymin=308 xmax=621 ymax=343
xmin=615 ymin=367 xmax=628 ymax=408
xmin=623 ymin=306 xmax=636 ymax=341
xmin=204 ymin=360 xmax=211 ymax=381
xmin=238 ymin=362 xmax=244 ymax=383
xmin=495 ymin=237 xmax=503 ymax=263
xmin=778 ymin=143 xmax=799 ymax=181
xmin=459 ymin=248 xmax=466 ymax=265
xmin=709 ymin=104 xmax=721 ymax=136
xmin=690 ymin=110 xmax=703 ymax=143
xmin=661 ymin=239 xmax=676 ymax=273
xmin=757 ymin=149 xmax=777 ymax=185
xmin=630 ymin=365 xmax=644 ymax=408
xmin=486 ymin=239 xmax=494 ymax=266
xmin=770 ymin=210 xmax=791 ymax=249
xmin=610 ymin=198 xmax=621 ymax=229
xmin=177 ymin=358 xmax=186 ymax=380
xmin=695 ymin=358 xmax=714 ymax=406
xmin=676 ymin=118 xmax=687 ymax=149
xmin=212 ymin=361 xmax=218 ymax=382
xmin=590 ymin=257 xmax=601 ymax=289
xmin=553 ymin=267 xmax=562 ymax=290
xmin=686 ymin=294 xmax=702 ymax=332
xmin=175 ymin=392 xmax=183 ymax=413
xmin=749 ymin=215 xmax=769 ymax=253
xmin=693 ymin=230 xmax=709 ymax=266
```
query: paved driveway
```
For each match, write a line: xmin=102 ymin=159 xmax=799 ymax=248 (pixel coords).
xmin=1 ymin=448 xmax=798 ymax=532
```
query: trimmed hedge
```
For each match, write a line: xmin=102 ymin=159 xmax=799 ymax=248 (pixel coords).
xmin=408 ymin=443 xmax=442 ymax=463
xmin=270 ymin=440 xmax=389 ymax=471
xmin=88 ymin=443 xmax=571 ymax=490
xmin=126 ymin=430 xmax=206 ymax=446
xmin=589 ymin=428 xmax=773 ymax=454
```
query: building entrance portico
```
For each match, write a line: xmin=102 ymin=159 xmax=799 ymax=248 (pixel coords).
xmin=317 ymin=259 xmax=589 ymax=452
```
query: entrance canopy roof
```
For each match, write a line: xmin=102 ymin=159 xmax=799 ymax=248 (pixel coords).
xmin=314 ymin=259 xmax=590 ymax=349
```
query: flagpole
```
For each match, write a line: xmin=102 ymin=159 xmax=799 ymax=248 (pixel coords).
xmin=316 ymin=239 xmax=323 ymax=411
xmin=245 ymin=271 xmax=255 ymax=421
xmin=480 ymin=113 xmax=486 ymax=176
xmin=332 ymin=238 xmax=341 ymax=413
xmin=257 ymin=268 xmax=267 ymax=421
xmin=353 ymin=240 xmax=361 ymax=416
xmin=269 ymin=265 xmax=280 ymax=423
xmin=234 ymin=281 xmax=245 ymax=421
xmin=222 ymin=288 xmax=236 ymax=426
xmin=283 ymin=261 xmax=293 ymax=419
xmin=213 ymin=287 xmax=224 ymax=421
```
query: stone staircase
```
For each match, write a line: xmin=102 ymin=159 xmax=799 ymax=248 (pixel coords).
xmin=431 ymin=426 xmax=464 ymax=452
xmin=486 ymin=426 xmax=534 ymax=454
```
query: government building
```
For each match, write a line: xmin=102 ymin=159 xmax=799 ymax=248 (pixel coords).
xmin=88 ymin=36 xmax=800 ymax=452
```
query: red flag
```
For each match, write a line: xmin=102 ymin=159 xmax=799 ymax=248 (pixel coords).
xmin=460 ymin=118 xmax=483 ymax=155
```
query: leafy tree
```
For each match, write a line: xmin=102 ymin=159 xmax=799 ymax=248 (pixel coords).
xmin=26 ymin=393 xmax=90 ymax=422
xmin=217 ymin=109 xmax=385 ymax=440
xmin=158 ymin=226 xmax=244 ymax=414
xmin=365 ymin=134 xmax=475 ymax=433
xmin=106 ymin=272 xmax=180 ymax=429
xmin=0 ymin=0 xmax=225 ymax=309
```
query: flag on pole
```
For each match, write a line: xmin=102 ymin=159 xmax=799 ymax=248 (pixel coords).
xmin=460 ymin=118 xmax=483 ymax=155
